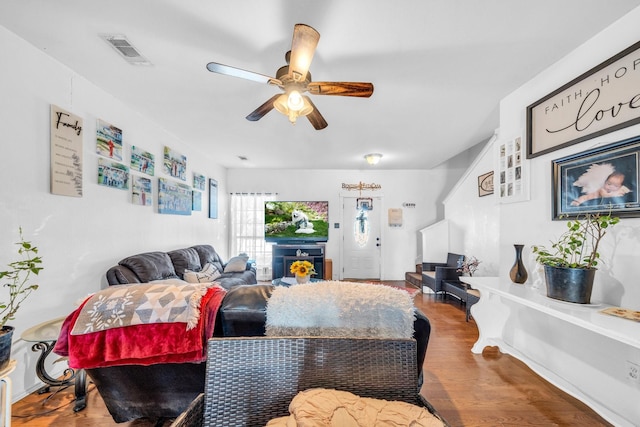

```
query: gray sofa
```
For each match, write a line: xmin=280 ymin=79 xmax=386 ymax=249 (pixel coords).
xmin=422 ymin=252 xmax=464 ymax=298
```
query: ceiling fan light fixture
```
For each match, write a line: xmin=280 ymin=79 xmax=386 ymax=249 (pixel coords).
xmin=287 ymin=90 xmax=304 ymax=111
xmin=207 ymin=23 xmax=372 ymax=130
xmin=364 ymin=153 xmax=383 ymax=165
xmin=273 ymin=92 xmax=313 ymax=124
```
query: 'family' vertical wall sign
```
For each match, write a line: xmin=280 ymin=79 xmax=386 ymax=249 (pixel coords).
xmin=50 ymin=104 xmax=83 ymax=197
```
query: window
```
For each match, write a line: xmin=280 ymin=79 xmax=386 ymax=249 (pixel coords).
xmin=229 ymin=193 xmax=276 ymax=276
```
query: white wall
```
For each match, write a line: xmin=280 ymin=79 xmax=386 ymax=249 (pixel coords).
xmin=500 ymin=7 xmax=640 ymax=310
xmin=444 ymin=135 xmax=501 ymax=276
xmin=444 ymin=7 xmax=640 ymax=310
xmin=0 ymin=26 xmax=229 ymax=399
xmin=227 ymin=166 xmax=469 ymax=279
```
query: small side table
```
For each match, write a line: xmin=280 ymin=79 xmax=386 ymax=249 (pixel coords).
xmin=0 ymin=360 xmax=16 ymax=427
xmin=20 ymin=317 xmax=87 ymax=412
xmin=272 ymin=277 xmax=322 ymax=287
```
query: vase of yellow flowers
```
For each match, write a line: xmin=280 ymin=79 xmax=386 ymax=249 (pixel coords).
xmin=290 ymin=260 xmax=316 ymax=284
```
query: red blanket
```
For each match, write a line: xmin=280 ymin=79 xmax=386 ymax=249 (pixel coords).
xmin=54 ymin=286 xmax=226 ymax=369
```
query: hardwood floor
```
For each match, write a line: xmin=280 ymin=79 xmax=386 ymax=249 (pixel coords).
xmin=11 ymin=281 xmax=612 ymax=426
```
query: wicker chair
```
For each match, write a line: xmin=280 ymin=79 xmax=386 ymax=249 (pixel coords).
xmin=171 ymin=337 xmax=448 ymax=427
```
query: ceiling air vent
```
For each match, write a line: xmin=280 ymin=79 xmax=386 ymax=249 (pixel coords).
xmin=99 ymin=34 xmax=152 ymax=66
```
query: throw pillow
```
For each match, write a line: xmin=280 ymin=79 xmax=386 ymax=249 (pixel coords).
xmin=224 ymin=254 xmax=249 ymax=273
xmin=183 ymin=263 xmax=221 ymax=283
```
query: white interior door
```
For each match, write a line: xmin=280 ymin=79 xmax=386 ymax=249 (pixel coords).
xmin=341 ymin=196 xmax=382 ymax=280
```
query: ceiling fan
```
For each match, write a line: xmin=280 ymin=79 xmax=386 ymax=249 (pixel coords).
xmin=206 ymin=24 xmax=374 ymax=130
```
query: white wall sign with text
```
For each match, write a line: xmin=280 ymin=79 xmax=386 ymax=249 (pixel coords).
xmin=527 ymin=41 xmax=640 ymax=158
xmin=50 ymin=105 xmax=83 ymax=197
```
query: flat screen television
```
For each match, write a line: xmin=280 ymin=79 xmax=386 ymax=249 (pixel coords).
xmin=264 ymin=201 xmax=329 ymax=244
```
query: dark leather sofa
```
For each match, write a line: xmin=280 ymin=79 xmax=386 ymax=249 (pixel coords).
xmin=421 ymin=252 xmax=464 ymax=298
xmin=86 ymin=245 xmax=433 ymax=423
xmin=106 ymin=244 xmax=257 ymax=289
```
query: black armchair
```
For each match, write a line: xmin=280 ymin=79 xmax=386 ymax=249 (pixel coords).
xmin=421 ymin=252 xmax=464 ymax=298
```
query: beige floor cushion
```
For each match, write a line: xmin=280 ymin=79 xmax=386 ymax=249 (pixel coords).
xmin=266 ymin=388 xmax=445 ymax=427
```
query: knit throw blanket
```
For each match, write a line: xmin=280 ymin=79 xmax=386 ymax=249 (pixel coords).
xmin=55 ymin=283 xmax=226 ymax=369
xmin=266 ymin=281 xmax=415 ymax=339
xmin=71 ymin=282 xmax=213 ymax=335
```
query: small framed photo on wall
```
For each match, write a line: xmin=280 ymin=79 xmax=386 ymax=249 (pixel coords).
xmin=477 ymin=171 xmax=494 ymax=197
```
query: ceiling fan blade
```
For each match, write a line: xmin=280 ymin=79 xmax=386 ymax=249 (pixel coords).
xmin=207 ymin=62 xmax=280 ymax=85
xmin=307 ymin=82 xmax=374 ymax=97
xmin=288 ymin=24 xmax=320 ymax=82
xmin=304 ymin=96 xmax=328 ymax=130
xmin=246 ymin=94 xmax=281 ymax=121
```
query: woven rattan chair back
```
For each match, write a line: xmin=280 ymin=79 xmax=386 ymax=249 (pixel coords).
xmin=201 ymin=337 xmax=418 ymax=427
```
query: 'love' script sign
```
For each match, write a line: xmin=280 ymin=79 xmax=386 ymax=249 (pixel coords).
xmin=527 ymin=41 xmax=640 ymax=158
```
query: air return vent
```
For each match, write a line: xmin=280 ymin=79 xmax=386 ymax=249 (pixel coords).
xmin=99 ymin=34 xmax=152 ymax=65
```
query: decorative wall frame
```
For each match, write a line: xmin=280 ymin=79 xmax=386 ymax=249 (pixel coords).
xmin=192 ymin=190 xmax=202 ymax=211
xmin=527 ymin=41 xmax=640 ymax=159
xmin=163 ymin=146 xmax=187 ymax=181
xmin=498 ymin=135 xmax=527 ymax=203
xmin=552 ymin=134 xmax=640 ymax=219
xmin=477 ymin=171 xmax=494 ymax=197
xmin=50 ymin=104 xmax=83 ymax=197
xmin=388 ymin=208 xmax=403 ymax=227
xmin=158 ymin=177 xmax=192 ymax=215
xmin=132 ymin=176 xmax=152 ymax=206
xmin=193 ymin=172 xmax=206 ymax=191
xmin=96 ymin=119 xmax=123 ymax=161
xmin=131 ymin=146 xmax=154 ymax=176
xmin=209 ymin=178 xmax=218 ymax=219
xmin=98 ymin=158 xmax=129 ymax=190
xmin=356 ymin=197 xmax=372 ymax=210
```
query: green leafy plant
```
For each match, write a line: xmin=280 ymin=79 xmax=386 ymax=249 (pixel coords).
xmin=0 ymin=228 xmax=43 ymax=328
xmin=532 ymin=213 xmax=619 ymax=269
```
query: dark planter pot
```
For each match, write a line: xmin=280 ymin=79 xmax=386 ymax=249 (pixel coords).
xmin=0 ymin=325 xmax=14 ymax=370
xmin=543 ymin=265 xmax=596 ymax=304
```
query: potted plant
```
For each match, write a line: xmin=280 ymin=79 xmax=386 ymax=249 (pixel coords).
xmin=0 ymin=228 xmax=43 ymax=369
xmin=532 ymin=213 xmax=619 ymax=304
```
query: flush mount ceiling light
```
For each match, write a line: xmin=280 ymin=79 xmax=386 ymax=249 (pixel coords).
xmin=364 ymin=153 xmax=383 ymax=165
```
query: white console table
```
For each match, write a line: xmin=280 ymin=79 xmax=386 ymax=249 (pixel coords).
xmin=464 ymin=277 xmax=640 ymax=427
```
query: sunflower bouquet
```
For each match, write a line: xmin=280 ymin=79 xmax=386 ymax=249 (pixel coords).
xmin=290 ymin=260 xmax=316 ymax=277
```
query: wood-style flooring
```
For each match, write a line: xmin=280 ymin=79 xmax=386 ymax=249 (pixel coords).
xmin=11 ymin=281 xmax=612 ymax=426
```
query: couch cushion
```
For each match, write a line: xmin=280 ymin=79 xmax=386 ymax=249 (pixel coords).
xmin=191 ymin=245 xmax=225 ymax=273
xmin=183 ymin=263 xmax=222 ymax=283
xmin=168 ymin=247 xmax=202 ymax=278
xmin=118 ymin=251 xmax=178 ymax=283
xmin=224 ymin=254 xmax=249 ymax=273
xmin=217 ymin=271 xmax=258 ymax=289
xmin=219 ymin=284 xmax=275 ymax=336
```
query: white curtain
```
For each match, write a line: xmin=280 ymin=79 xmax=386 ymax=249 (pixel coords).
xmin=229 ymin=193 xmax=276 ymax=276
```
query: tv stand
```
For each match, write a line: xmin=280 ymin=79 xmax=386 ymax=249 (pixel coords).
xmin=272 ymin=244 xmax=325 ymax=280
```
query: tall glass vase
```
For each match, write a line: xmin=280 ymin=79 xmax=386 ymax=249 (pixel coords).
xmin=509 ymin=244 xmax=528 ymax=284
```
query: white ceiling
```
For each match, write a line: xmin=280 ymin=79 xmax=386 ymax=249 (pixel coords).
xmin=2 ymin=1 xmax=639 ymax=170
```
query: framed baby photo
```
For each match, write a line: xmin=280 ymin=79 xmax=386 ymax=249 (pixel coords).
xmin=551 ymin=134 xmax=640 ymax=219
